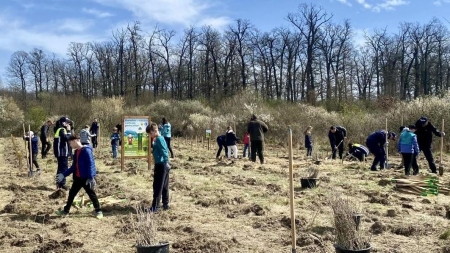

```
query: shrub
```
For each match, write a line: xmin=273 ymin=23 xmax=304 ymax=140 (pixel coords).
xmin=91 ymin=97 xmax=124 ymax=134
xmin=0 ymin=96 xmax=24 ymax=137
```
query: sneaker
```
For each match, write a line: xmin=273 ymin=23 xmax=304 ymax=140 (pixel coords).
xmin=55 ymin=210 xmax=69 ymax=217
xmin=95 ymin=211 xmax=103 ymax=219
xmin=35 ymin=169 xmax=41 ymax=176
xmin=144 ymin=206 xmax=159 ymax=213
xmin=60 ymin=185 xmax=69 ymax=191
xmin=163 ymin=205 xmax=170 ymax=210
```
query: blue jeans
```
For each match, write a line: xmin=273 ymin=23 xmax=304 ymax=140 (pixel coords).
xmin=112 ymin=144 xmax=118 ymax=158
xmin=56 ymin=156 xmax=68 ymax=188
xmin=243 ymin=144 xmax=250 ymax=157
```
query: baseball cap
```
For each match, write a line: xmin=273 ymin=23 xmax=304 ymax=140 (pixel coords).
xmin=419 ymin=117 xmax=428 ymax=124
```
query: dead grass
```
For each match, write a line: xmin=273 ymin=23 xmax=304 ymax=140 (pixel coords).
xmin=0 ymin=137 xmax=449 ymax=252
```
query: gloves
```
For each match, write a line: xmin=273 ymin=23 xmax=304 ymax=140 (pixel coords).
xmin=442 ymin=132 xmax=446 ymax=137
xmin=163 ymin=163 xmax=171 ymax=170
xmin=86 ymin=179 xmax=96 ymax=190
xmin=56 ymin=173 xmax=65 ymax=183
xmin=92 ymin=134 xmax=96 ymax=137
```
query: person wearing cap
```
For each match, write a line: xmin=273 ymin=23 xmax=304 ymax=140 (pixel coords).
xmin=415 ymin=117 xmax=445 ymax=173
xmin=40 ymin=119 xmax=53 ymax=158
xmin=54 ymin=116 xmax=72 ymax=190
xmin=366 ymin=130 xmax=396 ymax=171
xmin=23 ymin=131 xmax=40 ymax=175
xmin=328 ymin=126 xmax=347 ymax=159
xmin=398 ymin=125 xmax=420 ymax=175
xmin=345 ymin=143 xmax=369 ymax=162
xmin=55 ymin=134 xmax=103 ymax=219
xmin=247 ymin=114 xmax=268 ymax=164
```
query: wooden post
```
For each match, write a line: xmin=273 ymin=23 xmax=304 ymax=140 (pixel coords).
xmin=208 ymin=138 xmax=210 ymax=150
xmin=288 ymin=129 xmax=297 ymax=253
xmin=121 ymin=117 xmax=125 ymax=171
xmin=439 ymin=119 xmax=445 ymax=176
xmin=385 ymin=118 xmax=389 ymax=168
xmin=28 ymin=125 xmax=32 ymax=173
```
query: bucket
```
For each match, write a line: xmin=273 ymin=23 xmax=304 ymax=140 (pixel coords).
xmin=136 ymin=242 xmax=169 ymax=253
xmin=300 ymin=178 xmax=317 ymax=188
xmin=334 ymin=244 xmax=371 ymax=253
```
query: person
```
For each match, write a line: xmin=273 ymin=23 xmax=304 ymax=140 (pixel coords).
xmin=23 ymin=131 xmax=40 ymax=176
xmin=115 ymin=123 xmax=122 ymax=145
xmin=242 ymin=132 xmax=250 ymax=158
xmin=415 ymin=117 xmax=445 ymax=173
xmin=145 ymin=122 xmax=170 ymax=212
xmin=55 ymin=135 xmax=103 ymax=219
xmin=225 ymin=126 xmax=239 ymax=159
xmin=90 ymin=118 xmax=100 ymax=148
xmin=216 ymin=134 xmax=228 ymax=159
xmin=247 ymin=114 xmax=268 ymax=164
xmin=40 ymin=119 xmax=53 ymax=158
xmin=80 ymin=125 xmax=96 ymax=146
xmin=110 ymin=127 xmax=120 ymax=159
xmin=366 ymin=130 xmax=396 ymax=171
xmin=397 ymin=126 xmax=407 ymax=168
xmin=398 ymin=125 xmax=420 ymax=175
xmin=160 ymin=118 xmax=174 ymax=158
xmin=346 ymin=143 xmax=369 ymax=162
xmin=54 ymin=117 xmax=72 ymax=190
xmin=304 ymin=126 xmax=313 ymax=158
xmin=328 ymin=126 xmax=347 ymax=159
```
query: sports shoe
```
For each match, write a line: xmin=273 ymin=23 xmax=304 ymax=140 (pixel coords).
xmin=55 ymin=210 xmax=69 ymax=217
xmin=95 ymin=211 xmax=103 ymax=219
xmin=144 ymin=206 xmax=159 ymax=213
xmin=35 ymin=169 xmax=41 ymax=176
xmin=163 ymin=205 xmax=170 ymax=210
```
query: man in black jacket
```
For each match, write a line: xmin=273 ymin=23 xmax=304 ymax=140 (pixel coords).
xmin=328 ymin=126 xmax=347 ymax=159
xmin=247 ymin=114 xmax=268 ymax=164
xmin=40 ymin=119 xmax=53 ymax=158
xmin=90 ymin=118 xmax=99 ymax=148
xmin=415 ymin=117 xmax=445 ymax=173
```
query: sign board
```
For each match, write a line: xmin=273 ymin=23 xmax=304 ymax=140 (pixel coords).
xmin=121 ymin=116 xmax=152 ymax=171
xmin=206 ymin=129 xmax=212 ymax=139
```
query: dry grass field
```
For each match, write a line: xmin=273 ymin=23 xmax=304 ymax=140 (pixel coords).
xmin=1 ymin=136 xmax=450 ymax=253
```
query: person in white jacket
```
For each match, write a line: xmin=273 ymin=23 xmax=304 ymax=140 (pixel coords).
xmin=225 ymin=126 xmax=239 ymax=159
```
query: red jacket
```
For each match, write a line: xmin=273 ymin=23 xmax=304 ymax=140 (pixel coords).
xmin=243 ymin=134 xmax=250 ymax=144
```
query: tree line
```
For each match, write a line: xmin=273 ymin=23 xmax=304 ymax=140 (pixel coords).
xmin=5 ymin=4 xmax=450 ymax=109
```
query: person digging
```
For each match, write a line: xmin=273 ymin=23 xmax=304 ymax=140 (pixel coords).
xmin=55 ymin=134 xmax=103 ymax=219
xmin=366 ymin=130 xmax=396 ymax=171
xmin=415 ymin=117 xmax=445 ymax=174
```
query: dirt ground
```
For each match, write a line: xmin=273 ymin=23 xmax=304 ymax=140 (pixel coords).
xmin=1 ymin=137 xmax=450 ymax=253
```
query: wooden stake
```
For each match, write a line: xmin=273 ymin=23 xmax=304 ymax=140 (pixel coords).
xmin=439 ymin=119 xmax=445 ymax=176
xmin=28 ymin=124 xmax=32 ymax=173
xmin=385 ymin=118 xmax=389 ymax=168
xmin=288 ymin=129 xmax=297 ymax=253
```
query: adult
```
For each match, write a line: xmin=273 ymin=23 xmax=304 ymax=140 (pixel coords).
xmin=160 ymin=118 xmax=174 ymax=158
xmin=54 ymin=117 xmax=72 ymax=190
xmin=366 ymin=130 xmax=396 ymax=171
xmin=225 ymin=126 xmax=239 ymax=159
xmin=346 ymin=143 xmax=369 ymax=162
xmin=247 ymin=114 xmax=268 ymax=164
xmin=415 ymin=117 xmax=445 ymax=173
xmin=328 ymin=126 xmax=347 ymax=159
xmin=24 ymin=131 xmax=41 ymax=175
xmin=216 ymin=134 xmax=228 ymax=159
xmin=90 ymin=118 xmax=100 ymax=148
xmin=40 ymin=119 xmax=53 ymax=158
xmin=398 ymin=125 xmax=420 ymax=175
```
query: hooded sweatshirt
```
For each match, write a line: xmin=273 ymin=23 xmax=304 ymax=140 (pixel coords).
xmin=225 ymin=130 xmax=238 ymax=146
xmin=63 ymin=145 xmax=96 ymax=179
xmin=398 ymin=128 xmax=420 ymax=154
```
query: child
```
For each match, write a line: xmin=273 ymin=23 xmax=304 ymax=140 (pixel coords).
xmin=80 ymin=125 xmax=96 ymax=146
xmin=145 ymin=122 xmax=170 ymax=212
xmin=55 ymin=135 xmax=103 ymax=219
xmin=23 ymin=131 xmax=40 ymax=176
xmin=242 ymin=132 xmax=250 ymax=158
xmin=111 ymin=127 xmax=120 ymax=159
xmin=216 ymin=134 xmax=227 ymax=159
xmin=398 ymin=125 xmax=420 ymax=175
xmin=304 ymin=126 xmax=313 ymax=158
xmin=226 ymin=126 xmax=239 ymax=159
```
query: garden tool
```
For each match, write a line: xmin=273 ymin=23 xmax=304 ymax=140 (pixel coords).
xmin=439 ymin=119 xmax=445 ymax=176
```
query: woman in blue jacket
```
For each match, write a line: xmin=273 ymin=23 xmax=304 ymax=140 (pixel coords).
xmin=398 ymin=125 xmax=420 ymax=175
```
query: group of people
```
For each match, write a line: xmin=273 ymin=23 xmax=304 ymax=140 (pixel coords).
xmin=216 ymin=114 xmax=269 ymax=164
xmin=303 ymin=116 xmax=445 ymax=176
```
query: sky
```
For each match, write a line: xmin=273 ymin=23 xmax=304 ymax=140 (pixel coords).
xmin=1 ymin=0 xmax=449 ymax=85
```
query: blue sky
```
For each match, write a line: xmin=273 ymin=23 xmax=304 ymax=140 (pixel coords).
xmin=1 ymin=0 xmax=449 ymax=86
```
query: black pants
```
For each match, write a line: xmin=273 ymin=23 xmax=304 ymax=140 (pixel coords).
xmin=331 ymin=140 xmax=344 ymax=159
xmin=152 ymin=163 xmax=170 ymax=209
xmin=56 ymin=156 xmax=68 ymax=188
xmin=251 ymin=140 xmax=265 ymax=164
xmin=27 ymin=153 xmax=40 ymax=170
xmin=164 ymin=137 xmax=174 ymax=158
xmin=64 ymin=177 xmax=101 ymax=213
xmin=216 ymin=143 xmax=228 ymax=158
xmin=402 ymin=153 xmax=419 ymax=175
xmin=422 ymin=147 xmax=437 ymax=173
xmin=41 ymin=139 xmax=51 ymax=157
xmin=92 ymin=136 xmax=98 ymax=148
xmin=306 ymin=147 xmax=313 ymax=157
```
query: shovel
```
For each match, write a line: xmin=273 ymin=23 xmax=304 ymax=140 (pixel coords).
xmin=326 ymin=139 xmax=343 ymax=160
xmin=439 ymin=119 xmax=445 ymax=176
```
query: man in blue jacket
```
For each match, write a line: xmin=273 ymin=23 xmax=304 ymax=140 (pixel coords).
xmin=56 ymin=134 xmax=103 ymax=219
xmin=53 ymin=117 xmax=72 ymax=190
xmin=24 ymin=131 xmax=40 ymax=176
xmin=415 ymin=117 xmax=445 ymax=173
xmin=216 ymin=134 xmax=228 ymax=159
xmin=366 ymin=130 xmax=396 ymax=171
xmin=328 ymin=126 xmax=347 ymax=159
xmin=398 ymin=125 xmax=420 ymax=175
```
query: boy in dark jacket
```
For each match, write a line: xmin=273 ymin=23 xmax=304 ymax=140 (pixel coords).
xmin=24 ymin=131 xmax=40 ymax=176
xmin=346 ymin=143 xmax=369 ymax=162
xmin=415 ymin=117 xmax=445 ymax=173
xmin=247 ymin=114 xmax=268 ymax=164
xmin=40 ymin=120 xmax=53 ymax=158
xmin=216 ymin=134 xmax=228 ymax=159
xmin=146 ymin=122 xmax=171 ymax=212
xmin=366 ymin=130 xmax=396 ymax=171
xmin=54 ymin=117 xmax=72 ymax=190
xmin=328 ymin=126 xmax=347 ymax=159
xmin=304 ymin=126 xmax=313 ymax=158
xmin=110 ymin=127 xmax=120 ymax=159
xmin=398 ymin=125 xmax=420 ymax=175
xmin=56 ymin=135 xmax=102 ymax=219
